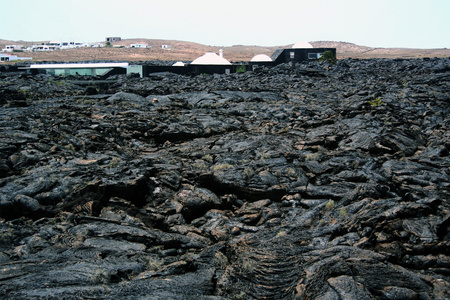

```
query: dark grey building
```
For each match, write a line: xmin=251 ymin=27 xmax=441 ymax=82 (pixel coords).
xmin=271 ymin=47 xmax=336 ymax=64
xmin=106 ymin=37 xmax=122 ymax=42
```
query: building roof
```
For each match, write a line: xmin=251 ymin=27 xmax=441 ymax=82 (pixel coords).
xmin=29 ymin=62 xmax=129 ymax=69
xmin=1 ymin=53 xmax=19 ymax=60
xmin=172 ymin=61 xmax=185 ymax=66
xmin=191 ymin=52 xmax=231 ymax=65
xmin=292 ymin=41 xmax=314 ymax=48
xmin=251 ymin=54 xmax=272 ymax=62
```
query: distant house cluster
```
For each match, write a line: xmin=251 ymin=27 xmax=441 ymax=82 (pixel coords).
xmin=2 ymin=41 xmax=104 ymax=53
xmin=129 ymin=44 xmax=172 ymax=49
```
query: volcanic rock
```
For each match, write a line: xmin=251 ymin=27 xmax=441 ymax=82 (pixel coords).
xmin=0 ymin=57 xmax=449 ymax=299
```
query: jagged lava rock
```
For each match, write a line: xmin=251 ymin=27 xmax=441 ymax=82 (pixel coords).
xmin=0 ymin=57 xmax=449 ymax=299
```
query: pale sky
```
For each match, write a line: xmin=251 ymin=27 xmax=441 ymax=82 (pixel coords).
xmin=2 ymin=0 xmax=449 ymax=48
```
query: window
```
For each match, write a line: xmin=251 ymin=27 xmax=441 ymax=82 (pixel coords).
xmin=290 ymin=52 xmax=295 ymax=59
xmin=308 ymin=53 xmax=317 ymax=59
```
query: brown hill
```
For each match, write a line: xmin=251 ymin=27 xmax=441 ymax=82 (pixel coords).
xmin=311 ymin=41 xmax=450 ymax=59
xmin=1 ymin=38 xmax=449 ymax=62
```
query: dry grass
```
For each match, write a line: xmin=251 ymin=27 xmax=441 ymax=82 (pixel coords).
xmin=1 ymin=38 xmax=449 ymax=63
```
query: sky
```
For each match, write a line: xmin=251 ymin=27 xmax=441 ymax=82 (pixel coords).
xmin=2 ymin=0 xmax=449 ymax=48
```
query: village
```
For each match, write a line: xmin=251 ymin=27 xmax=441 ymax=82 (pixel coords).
xmin=0 ymin=37 xmax=174 ymax=62
xmin=2 ymin=37 xmax=337 ymax=78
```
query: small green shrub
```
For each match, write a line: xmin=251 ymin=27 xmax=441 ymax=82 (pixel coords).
xmin=319 ymin=50 xmax=337 ymax=64
xmin=369 ymin=97 xmax=383 ymax=106
xmin=339 ymin=207 xmax=348 ymax=218
xmin=201 ymin=154 xmax=213 ymax=163
xmin=286 ymin=167 xmax=296 ymax=177
xmin=192 ymin=160 xmax=208 ymax=170
xmin=236 ymin=65 xmax=246 ymax=73
xmin=212 ymin=163 xmax=232 ymax=172
xmin=64 ymin=143 xmax=76 ymax=152
xmin=277 ymin=230 xmax=287 ymax=237
xmin=109 ymin=157 xmax=120 ymax=168
xmin=306 ymin=152 xmax=320 ymax=161
xmin=325 ymin=199 xmax=335 ymax=210
xmin=147 ymin=257 xmax=164 ymax=270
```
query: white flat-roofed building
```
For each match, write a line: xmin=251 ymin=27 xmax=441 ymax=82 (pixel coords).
xmin=2 ymin=45 xmax=24 ymax=52
xmin=1 ymin=53 xmax=32 ymax=62
xmin=28 ymin=62 xmax=129 ymax=76
xmin=130 ymin=43 xmax=150 ymax=48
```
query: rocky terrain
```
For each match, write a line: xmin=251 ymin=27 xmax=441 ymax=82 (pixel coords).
xmin=0 ymin=57 xmax=449 ymax=299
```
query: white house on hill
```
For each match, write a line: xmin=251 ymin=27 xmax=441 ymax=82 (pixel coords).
xmin=0 ymin=53 xmax=32 ymax=62
xmin=130 ymin=44 xmax=150 ymax=48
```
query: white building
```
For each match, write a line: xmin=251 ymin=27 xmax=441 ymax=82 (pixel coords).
xmin=130 ymin=43 xmax=150 ymax=48
xmin=251 ymin=54 xmax=272 ymax=62
xmin=26 ymin=41 xmax=101 ymax=52
xmin=2 ymin=45 xmax=24 ymax=52
xmin=0 ymin=53 xmax=32 ymax=62
xmin=191 ymin=52 xmax=231 ymax=65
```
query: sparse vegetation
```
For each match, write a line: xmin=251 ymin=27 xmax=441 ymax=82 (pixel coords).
xmin=369 ymin=97 xmax=383 ymax=106
xmin=325 ymin=199 xmax=335 ymax=210
xmin=192 ymin=160 xmax=208 ymax=170
xmin=243 ymin=167 xmax=253 ymax=179
xmin=213 ymin=252 xmax=229 ymax=269
xmin=1 ymin=39 xmax=448 ymax=63
xmin=239 ymin=258 xmax=255 ymax=275
xmin=235 ymin=291 xmax=248 ymax=299
xmin=147 ymin=257 xmax=164 ymax=271
xmin=306 ymin=152 xmax=320 ymax=161
xmin=109 ymin=157 xmax=120 ymax=168
xmin=212 ymin=163 xmax=233 ymax=172
xmin=319 ymin=50 xmax=337 ymax=64
xmin=90 ymin=267 xmax=109 ymax=283
xmin=277 ymin=230 xmax=287 ymax=237
xmin=201 ymin=154 xmax=213 ymax=163
xmin=286 ymin=167 xmax=296 ymax=177
xmin=236 ymin=65 xmax=246 ymax=73
xmin=339 ymin=207 xmax=348 ymax=218
xmin=63 ymin=143 xmax=76 ymax=152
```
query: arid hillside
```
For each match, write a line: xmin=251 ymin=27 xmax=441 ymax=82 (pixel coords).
xmin=1 ymin=38 xmax=449 ymax=62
